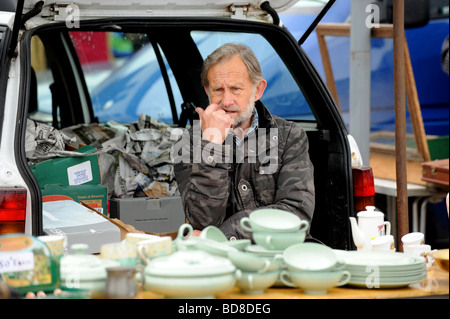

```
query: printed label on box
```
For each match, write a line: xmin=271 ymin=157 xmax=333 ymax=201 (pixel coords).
xmin=0 ymin=252 xmax=34 ymax=274
xmin=67 ymin=161 xmax=93 ymax=185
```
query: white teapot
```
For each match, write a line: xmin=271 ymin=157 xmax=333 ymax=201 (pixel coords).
xmin=349 ymin=206 xmax=391 ymax=251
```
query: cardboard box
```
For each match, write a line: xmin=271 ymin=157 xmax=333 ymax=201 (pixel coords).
xmin=42 ymin=200 xmax=121 ymax=254
xmin=30 ymin=145 xmax=101 ymax=187
xmin=110 ymin=196 xmax=185 ymax=234
xmin=41 ymin=184 xmax=108 ymax=215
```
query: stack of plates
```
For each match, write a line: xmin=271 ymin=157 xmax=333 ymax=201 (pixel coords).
xmin=333 ymin=250 xmax=427 ymax=288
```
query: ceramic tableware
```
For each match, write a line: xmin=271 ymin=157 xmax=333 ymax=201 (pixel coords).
xmin=283 ymin=243 xmax=344 ymax=272
xmin=235 ymin=270 xmax=280 ymax=294
xmin=100 ymin=242 xmax=136 ymax=266
xmin=333 ymin=249 xmax=427 ymax=288
xmin=371 ymin=235 xmax=395 ymax=252
xmin=38 ymin=235 xmax=67 ymax=256
xmin=144 ymin=250 xmax=236 ymax=298
xmin=401 ymin=232 xmax=425 ymax=248
xmin=137 ymin=236 xmax=173 ymax=265
xmin=403 ymin=244 xmax=432 ymax=268
xmin=60 ymin=243 xmax=120 ymax=299
xmin=252 ymin=230 xmax=306 ymax=250
xmin=200 ymin=226 xmax=251 ymax=250
xmin=228 ymin=249 xmax=279 ymax=273
xmin=200 ymin=226 xmax=227 ymax=242
xmin=280 ymin=269 xmax=351 ymax=294
xmin=228 ymin=239 xmax=251 ymax=251
xmin=240 ymin=209 xmax=308 ymax=233
xmin=349 ymin=206 xmax=391 ymax=251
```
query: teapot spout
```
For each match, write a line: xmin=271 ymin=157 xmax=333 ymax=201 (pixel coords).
xmin=349 ymin=217 xmax=367 ymax=250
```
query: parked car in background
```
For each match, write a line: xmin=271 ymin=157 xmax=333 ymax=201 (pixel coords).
xmin=2 ymin=0 xmax=381 ymax=250
xmin=281 ymin=0 xmax=449 ymax=137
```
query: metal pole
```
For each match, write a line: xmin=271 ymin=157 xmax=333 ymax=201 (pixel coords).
xmin=350 ymin=0 xmax=372 ymax=166
xmin=393 ymin=0 xmax=409 ymax=250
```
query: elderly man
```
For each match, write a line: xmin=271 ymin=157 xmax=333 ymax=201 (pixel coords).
xmin=173 ymin=43 xmax=315 ymax=240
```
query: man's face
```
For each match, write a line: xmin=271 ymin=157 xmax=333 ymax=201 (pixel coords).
xmin=206 ymin=54 xmax=266 ymax=130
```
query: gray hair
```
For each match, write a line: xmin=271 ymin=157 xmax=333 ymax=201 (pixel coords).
xmin=201 ymin=43 xmax=264 ymax=88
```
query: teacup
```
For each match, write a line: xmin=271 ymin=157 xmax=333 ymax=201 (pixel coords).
xmin=125 ymin=233 xmax=161 ymax=258
xmin=252 ymin=230 xmax=306 ymax=251
xmin=38 ymin=235 xmax=67 ymax=256
xmin=403 ymin=244 xmax=433 ymax=268
xmin=137 ymin=236 xmax=173 ymax=265
xmin=283 ymin=243 xmax=344 ymax=272
xmin=235 ymin=270 xmax=280 ymax=294
xmin=401 ymin=232 xmax=425 ymax=248
xmin=371 ymin=235 xmax=395 ymax=252
xmin=280 ymin=269 xmax=351 ymax=294
xmin=228 ymin=249 xmax=279 ymax=273
xmin=101 ymin=242 xmax=136 ymax=266
xmin=240 ymin=209 xmax=308 ymax=233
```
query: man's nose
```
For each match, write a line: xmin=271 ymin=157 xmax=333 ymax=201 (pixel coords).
xmin=221 ymin=89 xmax=234 ymax=107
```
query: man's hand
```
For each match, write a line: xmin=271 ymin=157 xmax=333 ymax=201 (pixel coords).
xmin=196 ymin=104 xmax=234 ymax=144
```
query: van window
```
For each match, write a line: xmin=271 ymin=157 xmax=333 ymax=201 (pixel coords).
xmin=191 ymin=31 xmax=315 ymax=121
xmin=29 ymin=35 xmax=55 ymax=124
xmin=69 ymin=31 xmax=182 ymax=124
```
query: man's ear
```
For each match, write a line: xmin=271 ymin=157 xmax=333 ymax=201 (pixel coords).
xmin=204 ymin=86 xmax=210 ymax=96
xmin=254 ymin=80 xmax=267 ymax=101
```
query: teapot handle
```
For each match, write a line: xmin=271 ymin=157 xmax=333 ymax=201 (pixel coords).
xmin=240 ymin=217 xmax=253 ymax=232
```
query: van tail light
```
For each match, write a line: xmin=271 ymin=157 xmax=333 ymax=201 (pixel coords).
xmin=0 ymin=187 xmax=27 ymax=234
xmin=352 ymin=166 xmax=375 ymax=214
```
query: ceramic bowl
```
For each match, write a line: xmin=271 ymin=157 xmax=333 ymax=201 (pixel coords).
xmin=283 ymin=243 xmax=344 ymax=271
xmin=240 ymin=209 xmax=308 ymax=233
xmin=280 ymin=269 xmax=351 ymax=295
xmin=200 ymin=226 xmax=227 ymax=242
xmin=228 ymin=249 xmax=279 ymax=273
xmin=144 ymin=250 xmax=236 ymax=298
xmin=235 ymin=270 xmax=280 ymax=294
xmin=429 ymin=249 xmax=449 ymax=272
xmin=252 ymin=230 xmax=306 ymax=250
xmin=144 ymin=272 xmax=236 ymax=298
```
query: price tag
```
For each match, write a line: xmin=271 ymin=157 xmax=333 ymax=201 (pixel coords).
xmin=67 ymin=161 xmax=93 ymax=185
xmin=0 ymin=252 xmax=34 ymax=273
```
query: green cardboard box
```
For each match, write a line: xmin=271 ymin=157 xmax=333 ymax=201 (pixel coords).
xmin=41 ymin=184 xmax=108 ymax=215
xmin=30 ymin=146 xmax=101 ymax=187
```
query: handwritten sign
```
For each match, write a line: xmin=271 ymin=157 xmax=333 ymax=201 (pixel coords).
xmin=0 ymin=252 xmax=34 ymax=273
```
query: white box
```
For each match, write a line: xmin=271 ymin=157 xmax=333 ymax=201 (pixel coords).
xmin=42 ymin=200 xmax=121 ymax=254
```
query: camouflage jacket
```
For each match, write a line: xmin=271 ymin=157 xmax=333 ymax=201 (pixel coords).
xmin=173 ymin=101 xmax=315 ymax=240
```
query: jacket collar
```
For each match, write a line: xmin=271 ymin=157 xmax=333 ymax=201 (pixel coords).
xmin=255 ymin=100 xmax=277 ymax=129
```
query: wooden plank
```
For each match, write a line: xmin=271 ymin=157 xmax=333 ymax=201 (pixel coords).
xmin=404 ymin=38 xmax=431 ymax=162
xmin=370 ymin=152 xmax=426 ymax=185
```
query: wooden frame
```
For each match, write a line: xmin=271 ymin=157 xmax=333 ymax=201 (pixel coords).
xmin=315 ymin=23 xmax=431 ymax=163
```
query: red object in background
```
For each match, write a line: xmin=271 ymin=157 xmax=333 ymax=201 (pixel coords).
xmin=352 ymin=166 xmax=376 ymax=214
xmin=0 ymin=187 xmax=27 ymax=234
xmin=69 ymin=31 xmax=109 ymax=64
